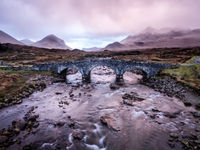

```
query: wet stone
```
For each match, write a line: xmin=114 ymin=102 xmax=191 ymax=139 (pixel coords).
xmin=164 ymin=111 xmax=180 ymax=118
xmin=0 ymin=136 xmax=8 ymax=144
xmin=122 ymin=93 xmax=145 ymax=101
xmin=70 ymin=94 xmax=74 ymax=97
xmin=14 ymin=128 xmax=20 ymax=134
xmin=195 ymin=103 xmax=200 ymax=110
xmin=56 ymin=121 xmax=65 ymax=127
xmin=152 ymin=108 xmax=160 ymax=112
xmin=55 ymin=92 xmax=62 ymax=95
xmin=170 ymin=133 xmax=179 ymax=139
xmin=12 ymin=119 xmax=26 ymax=130
xmin=110 ymin=83 xmax=120 ymax=90
xmin=190 ymin=111 xmax=200 ymax=118
xmin=168 ymin=141 xmax=175 ymax=148
xmin=72 ymin=130 xmax=84 ymax=140
xmin=100 ymin=115 xmax=120 ymax=131
xmin=183 ymin=101 xmax=192 ymax=107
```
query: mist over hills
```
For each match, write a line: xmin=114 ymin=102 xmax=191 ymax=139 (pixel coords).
xmin=0 ymin=30 xmax=71 ymax=50
xmin=82 ymin=47 xmax=101 ymax=51
xmin=20 ymin=39 xmax=34 ymax=45
xmin=103 ymin=28 xmax=200 ymax=51
xmin=1 ymin=28 xmax=200 ymax=51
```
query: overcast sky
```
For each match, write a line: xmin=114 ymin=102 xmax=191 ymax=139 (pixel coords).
xmin=0 ymin=0 xmax=200 ymax=49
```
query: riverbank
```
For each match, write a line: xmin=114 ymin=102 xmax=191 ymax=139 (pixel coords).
xmin=0 ymin=69 xmax=63 ymax=109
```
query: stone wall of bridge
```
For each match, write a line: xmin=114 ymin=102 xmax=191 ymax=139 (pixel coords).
xmin=31 ymin=59 xmax=177 ymax=83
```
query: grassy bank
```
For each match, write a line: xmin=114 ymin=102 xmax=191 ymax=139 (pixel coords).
xmin=161 ymin=63 xmax=200 ymax=92
xmin=0 ymin=69 xmax=57 ymax=108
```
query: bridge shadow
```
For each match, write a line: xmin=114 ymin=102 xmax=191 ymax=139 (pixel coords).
xmin=60 ymin=68 xmax=82 ymax=84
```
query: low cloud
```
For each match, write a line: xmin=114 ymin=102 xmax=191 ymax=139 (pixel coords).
xmin=0 ymin=0 xmax=200 ymax=48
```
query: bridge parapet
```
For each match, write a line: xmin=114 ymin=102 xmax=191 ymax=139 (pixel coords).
xmin=31 ymin=59 xmax=177 ymax=83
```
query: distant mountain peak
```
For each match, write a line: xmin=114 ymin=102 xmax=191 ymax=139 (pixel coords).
xmin=32 ymin=34 xmax=71 ymax=50
xmin=105 ymin=28 xmax=200 ymax=51
xmin=0 ymin=30 xmax=23 ymax=45
xmin=20 ymin=39 xmax=34 ymax=45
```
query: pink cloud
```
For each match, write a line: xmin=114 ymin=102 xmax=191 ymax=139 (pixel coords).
xmin=0 ymin=0 xmax=200 ymax=48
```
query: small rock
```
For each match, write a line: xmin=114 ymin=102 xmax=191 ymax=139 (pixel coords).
xmin=109 ymin=83 xmax=120 ymax=90
xmin=190 ymin=111 xmax=200 ymax=118
xmin=28 ymin=116 xmax=37 ymax=122
xmin=12 ymin=119 xmax=26 ymax=130
xmin=57 ymin=121 xmax=65 ymax=127
xmin=168 ymin=141 xmax=175 ymax=148
xmin=183 ymin=101 xmax=192 ymax=107
xmin=100 ymin=115 xmax=120 ymax=131
xmin=69 ymin=94 xmax=74 ymax=97
xmin=170 ymin=133 xmax=179 ymax=139
xmin=149 ymin=114 xmax=156 ymax=119
xmin=55 ymin=92 xmax=62 ymax=95
xmin=0 ymin=135 xmax=8 ymax=144
xmin=152 ymin=108 xmax=160 ymax=112
xmin=66 ymin=141 xmax=72 ymax=147
xmin=72 ymin=130 xmax=84 ymax=140
xmin=14 ymin=128 xmax=20 ymax=134
xmin=33 ymin=122 xmax=39 ymax=128
xmin=195 ymin=103 xmax=200 ymax=110
xmin=164 ymin=112 xmax=179 ymax=118
xmin=63 ymin=101 xmax=69 ymax=105
xmin=68 ymin=122 xmax=75 ymax=128
xmin=123 ymin=99 xmax=134 ymax=106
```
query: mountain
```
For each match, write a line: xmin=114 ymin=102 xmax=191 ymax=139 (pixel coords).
xmin=32 ymin=34 xmax=71 ymax=50
xmin=0 ymin=30 xmax=23 ymax=45
xmin=104 ymin=42 xmax=127 ymax=50
xmin=103 ymin=28 xmax=200 ymax=51
xmin=82 ymin=47 xmax=101 ymax=51
xmin=20 ymin=39 xmax=34 ymax=45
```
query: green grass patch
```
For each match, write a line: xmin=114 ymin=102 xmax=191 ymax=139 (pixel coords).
xmin=0 ymin=69 xmax=53 ymax=103
xmin=162 ymin=64 xmax=200 ymax=91
xmin=186 ymin=56 xmax=200 ymax=63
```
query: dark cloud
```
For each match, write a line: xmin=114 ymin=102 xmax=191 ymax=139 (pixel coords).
xmin=0 ymin=0 xmax=200 ymax=48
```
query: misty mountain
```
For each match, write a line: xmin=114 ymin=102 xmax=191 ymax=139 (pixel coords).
xmin=103 ymin=28 xmax=200 ymax=51
xmin=82 ymin=47 xmax=101 ymax=51
xmin=20 ymin=39 xmax=34 ymax=45
xmin=0 ymin=30 xmax=23 ymax=45
xmin=32 ymin=34 xmax=71 ymax=50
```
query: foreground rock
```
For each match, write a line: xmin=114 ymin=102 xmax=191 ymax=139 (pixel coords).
xmin=143 ymin=76 xmax=200 ymax=110
xmin=122 ymin=92 xmax=145 ymax=106
xmin=100 ymin=115 xmax=121 ymax=131
xmin=109 ymin=83 xmax=120 ymax=90
xmin=72 ymin=130 xmax=84 ymax=140
xmin=0 ymin=107 xmax=39 ymax=149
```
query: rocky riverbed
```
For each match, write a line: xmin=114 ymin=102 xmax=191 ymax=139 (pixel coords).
xmin=0 ymin=66 xmax=200 ymax=150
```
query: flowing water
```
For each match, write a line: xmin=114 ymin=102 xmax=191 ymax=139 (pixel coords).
xmin=0 ymin=66 xmax=199 ymax=150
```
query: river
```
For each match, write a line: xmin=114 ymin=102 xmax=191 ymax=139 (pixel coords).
xmin=0 ymin=66 xmax=199 ymax=150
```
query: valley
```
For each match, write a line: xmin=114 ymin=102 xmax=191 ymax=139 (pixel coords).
xmin=0 ymin=43 xmax=200 ymax=150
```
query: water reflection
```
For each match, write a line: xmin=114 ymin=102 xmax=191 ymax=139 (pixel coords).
xmin=91 ymin=66 xmax=116 ymax=83
xmin=66 ymin=66 xmax=142 ymax=84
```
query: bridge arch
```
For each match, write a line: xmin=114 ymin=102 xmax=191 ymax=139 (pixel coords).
xmin=31 ymin=59 xmax=175 ymax=84
xmin=59 ymin=65 xmax=82 ymax=83
xmin=89 ymin=65 xmax=116 ymax=83
xmin=123 ymin=68 xmax=148 ymax=84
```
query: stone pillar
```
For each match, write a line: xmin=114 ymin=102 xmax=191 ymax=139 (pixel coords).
xmin=82 ymin=73 xmax=91 ymax=83
xmin=116 ymin=74 xmax=124 ymax=85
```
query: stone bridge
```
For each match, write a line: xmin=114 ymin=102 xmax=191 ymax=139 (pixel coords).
xmin=31 ymin=59 xmax=176 ymax=83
